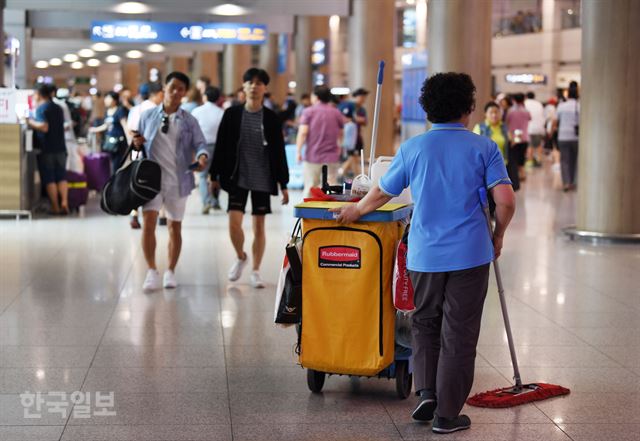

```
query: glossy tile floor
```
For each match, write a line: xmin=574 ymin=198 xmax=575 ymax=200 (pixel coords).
xmin=1 ymin=163 xmax=639 ymax=441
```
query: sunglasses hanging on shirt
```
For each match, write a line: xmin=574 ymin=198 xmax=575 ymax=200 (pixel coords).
xmin=161 ymin=114 xmax=169 ymax=134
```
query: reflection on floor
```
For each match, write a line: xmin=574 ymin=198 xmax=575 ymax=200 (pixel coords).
xmin=1 ymin=163 xmax=638 ymax=441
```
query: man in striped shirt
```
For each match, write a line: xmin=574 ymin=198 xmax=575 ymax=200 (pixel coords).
xmin=210 ymin=68 xmax=290 ymax=288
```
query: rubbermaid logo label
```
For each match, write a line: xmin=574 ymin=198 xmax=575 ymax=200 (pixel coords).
xmin=319 ymin=246 xmax=361 ymax=269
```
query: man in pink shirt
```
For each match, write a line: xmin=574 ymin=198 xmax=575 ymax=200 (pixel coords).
xmin=505 ymin=93 xmax=531 ymax=181
xmin=296 ymin=85 xmax=344 ymax=196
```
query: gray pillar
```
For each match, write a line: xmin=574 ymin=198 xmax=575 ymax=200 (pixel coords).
xmin=0 ymin=1 xmax=4 ymax=87
xmin=4 ymin=9 xmax=28 ymax=88
xmin=427 ymin=0 xmax=492 ymax=127
xmin=294 ymin=16 xmax=328 ymax=98
xmin=294 ymin=16 xmax=313 ymax=99
xmin=259 ymin=33 xmax=288 ymax=104
xmin=575 ymin=0 xmax=640 ymax=237
xmin=348 ymin=0 xmax=395 ymax=156
xmin=222 ymin=44 xmax=251 ymax=95
xmin=541 ymin=0 xmax=562 ymax=101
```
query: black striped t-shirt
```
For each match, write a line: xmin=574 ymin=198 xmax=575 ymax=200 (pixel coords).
xmin=237 ymin=108 xmax=272 ymax=192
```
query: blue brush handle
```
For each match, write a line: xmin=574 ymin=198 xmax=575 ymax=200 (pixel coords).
xmin=478 ymin=187 xmax=488 ymax=209
xmin=377 ymin=61 xmax=385 ymax=85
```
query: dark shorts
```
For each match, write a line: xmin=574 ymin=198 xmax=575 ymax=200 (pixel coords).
xmin=511 ymin=142 xmax=528 ymax=167
xmin=227 ymin=188 xmax=271 ymax=215
xmin=38 ymin=152 xmax=67 ymax=185
xmin=529 ymin=134 xmax=543 ymax=148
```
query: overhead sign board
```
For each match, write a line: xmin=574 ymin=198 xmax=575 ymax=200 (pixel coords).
xmin=505 ymin=73 xmax=547 ymax=85
xmin=91 ymin=21 xmax=267 ymax=45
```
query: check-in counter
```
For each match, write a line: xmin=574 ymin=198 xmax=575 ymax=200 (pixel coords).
xmin=0 ymin=123 xmax=37 ymax=217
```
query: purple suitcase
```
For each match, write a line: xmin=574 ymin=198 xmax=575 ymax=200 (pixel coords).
xmin=83 ymin=153 xmax=111 ymax=191
xmin=66 ymin=171 xmax=89 ymax=211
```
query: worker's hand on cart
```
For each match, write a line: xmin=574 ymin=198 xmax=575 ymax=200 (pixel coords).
xmin=330 ymin=203 xmax=361 ymax=224
xmin=281 ymin=189 xmax=289 ymax=205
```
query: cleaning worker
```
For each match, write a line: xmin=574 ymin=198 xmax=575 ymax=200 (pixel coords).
xmin=332 ymin=72 xmax=516 ymax=434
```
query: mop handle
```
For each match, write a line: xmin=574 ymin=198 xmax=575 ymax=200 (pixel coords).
xmin=478 ymin=188 xmax=523 ymax=388
xmin=368 ymin=60 xmax=385 ymax=178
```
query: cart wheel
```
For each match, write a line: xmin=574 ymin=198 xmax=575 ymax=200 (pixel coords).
xmin=395 ymin=360 xmax=412 ymax=399
xmin=307 ymin=369 xmax=326 ymax=393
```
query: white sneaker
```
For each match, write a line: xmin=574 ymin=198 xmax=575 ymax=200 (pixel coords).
xmin=143 ymin=269 xmax=161 ymax=292
xmin=250 ymin=271 xmax=265 ymax=289
xmin=163 ymin=270 xmax=177 ymax=289
xmin=228 ymin=255 xmax=248 ymax=282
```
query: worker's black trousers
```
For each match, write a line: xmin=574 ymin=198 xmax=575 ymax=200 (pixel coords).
xmin=409 ymin=264 xmax=490 ymax=418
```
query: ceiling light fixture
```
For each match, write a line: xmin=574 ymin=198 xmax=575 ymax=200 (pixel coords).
xmin=126 ymin=50 xmax=144 ymax=59
xmin=147 ymin=44 xmax=165 ymax=53
xmin=78 ymin=48 xmax=95 ymax=58
xmin=106 ymin=55 xmax=122 ymax=63
xmin=35 ymin=60 xmax=49 ymax=69
xmin=87 ymin=59 xmax=101 ymax=67
xmin=70 ymin=61 xmax=84 ymax=69
xmin=63 ymin=54 xmax=79 ymax=62
xmin=49 ymin=58 xmax=62 ymax=66
xmin=91 ymin=42 xmax=112 ymax=52
xmin=113 ymin=1 xmax=150 ymax=14
xmin=210 ymin=3 xmax=248 ymax=16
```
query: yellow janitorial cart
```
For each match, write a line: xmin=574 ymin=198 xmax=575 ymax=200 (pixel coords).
xmin=294 ymin=201 xmax=413 ymax=398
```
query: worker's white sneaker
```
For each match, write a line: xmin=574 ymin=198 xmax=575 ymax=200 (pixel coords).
xmin=143 ymin=269 xmax=161 ymax=292
xmin=228 ymin=254 xmax=248 ymax=282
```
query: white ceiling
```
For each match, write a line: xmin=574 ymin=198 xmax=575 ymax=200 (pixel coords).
xmin=7 ymin=0 xmax=350 ymax=17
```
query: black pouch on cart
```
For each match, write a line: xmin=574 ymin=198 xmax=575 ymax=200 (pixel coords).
xmin=274 ymin=219 xmax=303 ymax=326
xmin=101 ymin=145 xmax=161 ymax=215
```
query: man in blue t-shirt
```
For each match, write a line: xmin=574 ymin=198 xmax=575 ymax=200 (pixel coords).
xmin=333 ymin=73 xmax=516 ymax=435
xmin=27 ymin=84 xmax=69 ymax=214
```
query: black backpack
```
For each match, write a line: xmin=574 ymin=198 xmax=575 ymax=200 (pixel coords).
xmin=101 ymin=146 xmax=161 ymax=215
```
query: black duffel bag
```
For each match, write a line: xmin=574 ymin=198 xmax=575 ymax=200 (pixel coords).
xmin=101 ymin=145 xmax=161 ymax=215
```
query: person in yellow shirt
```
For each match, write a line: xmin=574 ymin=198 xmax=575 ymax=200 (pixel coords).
xmin=473 ymin=101 xmax=519 ymax=192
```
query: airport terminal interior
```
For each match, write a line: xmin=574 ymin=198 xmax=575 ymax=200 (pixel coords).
xmin=1 ymin=1 xmax=639 ymax=440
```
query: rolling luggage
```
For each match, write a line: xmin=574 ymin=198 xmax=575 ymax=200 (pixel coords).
xmin=66 ymin=171 xmax=88 ymax=211
xmin=83 ymin=152 xmax=111 ymax=191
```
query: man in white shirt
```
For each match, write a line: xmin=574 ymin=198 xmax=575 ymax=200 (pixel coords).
xmin=127 ymin=83 xmax=164 ymax=133
xmin=192 ymin=86 xmax=224 ymax=213
xmin=524 ymin=92 xmax=546 ymax=167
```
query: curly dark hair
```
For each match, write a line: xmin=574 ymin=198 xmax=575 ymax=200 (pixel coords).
xmin=419 ymin=72 xmax=476 ymax=123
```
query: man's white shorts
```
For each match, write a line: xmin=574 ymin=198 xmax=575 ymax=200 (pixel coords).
xmin=143 ymin=191 xmax=188 ymax=221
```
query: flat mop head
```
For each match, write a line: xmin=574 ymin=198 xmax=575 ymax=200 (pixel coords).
xmin=467 ymin=383 xmax=570 ymax=408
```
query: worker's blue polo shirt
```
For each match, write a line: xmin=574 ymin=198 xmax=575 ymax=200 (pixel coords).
xmin=379 ymin=123 xmax=511 ymax=273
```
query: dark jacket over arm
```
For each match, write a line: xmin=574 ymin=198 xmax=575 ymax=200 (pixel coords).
xmin=209 ymin=104 xmax=289 ymax=196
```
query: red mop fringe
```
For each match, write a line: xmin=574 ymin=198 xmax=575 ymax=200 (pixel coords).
xmin=467 ymin=383 xmax=570 ymax=408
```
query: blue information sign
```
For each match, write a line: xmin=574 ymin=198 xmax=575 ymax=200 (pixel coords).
xmin=277 ymin=34 xmax=288 ymax=74
xmin=91 ymin=21 xmax=267 ymax=44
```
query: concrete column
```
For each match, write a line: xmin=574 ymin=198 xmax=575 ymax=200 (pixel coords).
xmin=427 ymin=0 xmax=492 ymax=127
xmin=0 ymin=1 xmax=4 ymax=87
xmin=121 ymin=62 xmax=141 ymax=92
xmin=167 ymin=56 xmax=190 ymax=75
xmin=541 ymin=0 xmax=561 ymax=100
xmin=4 ymin=9 xmax=28 ymax=88
xmin=416 ymin=0 xmax=428 ymax=51
xmin=259 ymin=33 xmax=289 ymax=105
xmin=328 ymin=15 xmax=348 ymax=87
xmin=294 ymin=16 xmax=329 ymax=98
xmin=575 ymin=0 xmax=640 ymax=236
xmin=348 ymin=0 xmax=395 ymax=156
xmin=193 ymin=51 xmax=220 ymax=86
xmin=222 ymin=44 xmax=251 ymax=95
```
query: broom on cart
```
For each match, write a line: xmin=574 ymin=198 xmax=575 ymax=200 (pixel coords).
xmin=467 ymin=188 xmax=570 ymax=408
